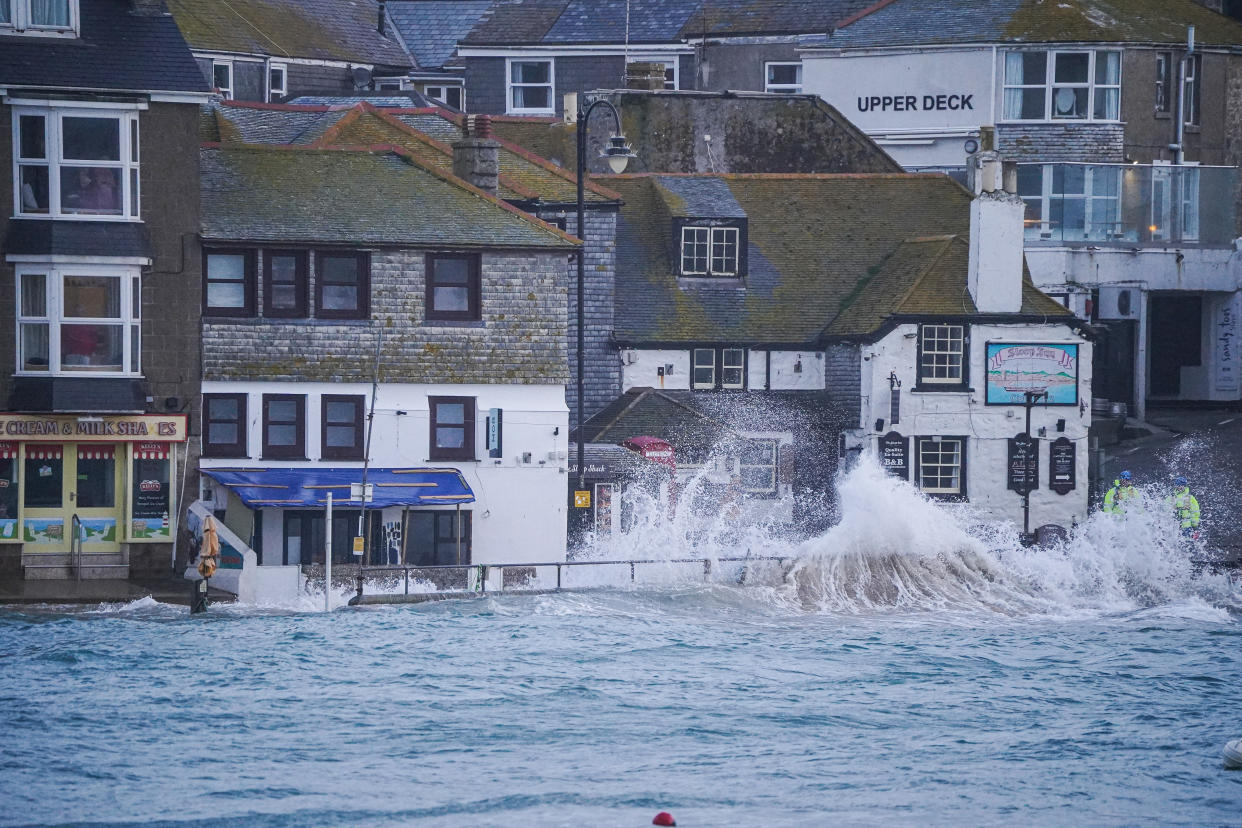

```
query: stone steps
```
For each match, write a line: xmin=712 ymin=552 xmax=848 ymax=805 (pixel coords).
xmin=23 ymin=551 xmax=128 ymax=581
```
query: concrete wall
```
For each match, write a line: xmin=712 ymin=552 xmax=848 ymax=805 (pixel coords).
xmin=200 ymin=380 xmax=569 ymax=564
xmin=695 ymin=40 xmax=801 ymax=91
xmin=852 ymin=322 xmax=1093 ymax=529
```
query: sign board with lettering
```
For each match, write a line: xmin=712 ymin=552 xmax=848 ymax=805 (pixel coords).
xmin=487 ymin=408 xmax=503 ymax=458
xmin=1215 ymin=294 xmax=1239 ymax=393
xmin=574 ymin=490 xmax=591 ymax=509
xmin=879 ymin=431 xmax=909 ymax=480
xmin=1048 ymin=437 xmax=1076 ymax=495
xmin=802 ymin=48 xmax=994 ymax=132
xmin=0 ymin=413 xmax=188 ymax=442
xmin=986 ymin=343 xmax=1079 ymax=405
xmin=131 ymin=443 xmax=171 ymax=540
xmin=1007 ymin=433 xmax=1039 ymax=494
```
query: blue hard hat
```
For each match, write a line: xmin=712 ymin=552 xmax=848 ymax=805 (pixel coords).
xmin=1174 ymin=476 xmax=1187 ymax=486
xmin=1119 ymin=470 xmax=1132 ymax=480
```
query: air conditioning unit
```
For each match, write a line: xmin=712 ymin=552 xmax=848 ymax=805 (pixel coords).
xmin=1097 ymin=286 xmax=1138 ymax=320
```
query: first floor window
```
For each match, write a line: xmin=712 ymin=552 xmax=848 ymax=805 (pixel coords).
xmin=269 ymin=64 xmax=287 ymax=100
xmin=1018 ymin=164 xmax=1121 ymax=242
xmin=429 ymin=396 xmax=475 ymax=460
xmin=426 ymin=253 xmax=480 ymax=321
xmin=917 ymin=437 xmax=966 ymax=498
xmin=1002 ymin=50 xmax=1120 ymax=121
xmin=13 ymin=107 xmax=139 ymax=218
xmin=738 ymin=439 xmax=778 ymax=494
xmin=16 ymin=266 xmax=140 ymax=374
xmin=692 ymin=347 xmax=746 ymax=390
xmin=0 ymin=0 xmax=75 ymax=33
xmin=918 ymin=324 xmax=966 ymax=386
xmin=262 ymin=394 xmax=305 ymax=459
xmin=321 ymin=395 xmax=365 ymax=460
xmin=204 ymin=249 xmax=255 ymax=316
xmin=424 ymin=85 xmax=464 ymax=109
xmin=765 ymin=62 xmax=802 ymax=94
xmin=316 ymin=251 xmax=369 ymax=319
xmin=203 ymin=393 xmax=247 ymax=458
xmin=1183 ymin=54 xmax=1201 ymax=126
xmin=213 ymin=61 xmax=233 ymax=99
xmin=508 ymin=59 xmax=553 ymax=113
xmin=264 ymin=250 xmax=307 ymax=317
xmin=680 ymin=225 xmax=740 ymax=277
xmin=1155 ymin=52 xmax=1172 ymax=114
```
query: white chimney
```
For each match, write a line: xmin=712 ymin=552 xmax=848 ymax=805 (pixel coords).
xmin=967 ymin=150 xmax=1024 ymax=314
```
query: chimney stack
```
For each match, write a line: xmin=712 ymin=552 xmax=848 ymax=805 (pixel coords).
xmin=452 ymin=114 xmax=500 ymax=196
xmin=966 ymin=150 xmax=1024 ymax=314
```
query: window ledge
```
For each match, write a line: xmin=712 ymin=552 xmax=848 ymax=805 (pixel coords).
xmin=204 ymin=316 xmax=371 ymax=326
xmin=262 ymin=456 xmax=309 ymax=461
xmin=202 ymin=453 xmax=250 ymax=460
xmin=427 ymin=458 xmax=479 ymax=463
xmin=423 ymin=319 xmax=485 ymax=328
xmin=912 ymin=385 xmax=974 ymax=394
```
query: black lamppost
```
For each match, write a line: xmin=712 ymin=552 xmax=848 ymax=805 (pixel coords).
xmin=1020 ymin=389 xmax=1049 ymax=541
xmin=574 ymin=96 xmax=635 ymax=493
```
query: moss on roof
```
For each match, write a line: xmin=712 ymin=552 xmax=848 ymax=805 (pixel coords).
xmin=1002 ymin=0 xmax=1242 ymax=45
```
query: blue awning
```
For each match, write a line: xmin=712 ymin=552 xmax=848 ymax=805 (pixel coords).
xmin=200 ymin=467 xmax=475 ymax=509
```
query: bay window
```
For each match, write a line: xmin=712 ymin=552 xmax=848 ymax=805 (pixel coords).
xmin=1002 ymin=50 xmax=1120 ymax=121
xmin=13 ymin=107 xmax=140 ymax=218
xmin=15 ymin=265 xmax=141 ymax=375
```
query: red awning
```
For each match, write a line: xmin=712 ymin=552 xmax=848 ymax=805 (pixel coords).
xmin=0 ymin=442 xmax=15 ymax=459
xmin=78 ymin=445 xmax=115 ymax=460
xmin=27 ymin=446 xmax=63 ymax=460
xmin=135 ymin=442 xmax=171 ymax=460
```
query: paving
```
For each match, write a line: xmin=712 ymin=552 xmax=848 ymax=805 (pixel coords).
xmin=0 ymin=573 xmax=235 ymax=606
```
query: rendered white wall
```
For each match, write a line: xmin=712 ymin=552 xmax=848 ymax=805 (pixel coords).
xmin=969 ymin=191 xmax=1025 ymax=313
xmin=622 ymin=349 xmax=826 ymax=392
xmin=621 ymin=350 xmax=691 ymax=390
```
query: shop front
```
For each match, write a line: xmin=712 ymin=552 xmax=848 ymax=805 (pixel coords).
xmin=0 ymin=414 xmax=188 ymax=569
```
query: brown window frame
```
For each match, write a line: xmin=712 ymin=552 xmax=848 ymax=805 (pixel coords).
xmin=425 ymin=253 xmax=481 ymax=322
xmin=263 ymin=249 xmax=308 ymax=318
xmin=315 ymin=251 xmax=370 ymax=320
xmin=428 ymin=395 xmax=476 ymax=460
xmin=321 ymin=394 xmax=366 ymax=460
xmin=202 ymin=393 xmax=248 ymax=458
xmin=203 ymin=248 xmax=256 ymax=318
xmin=262 ymin=393 xmax=306 ymax=460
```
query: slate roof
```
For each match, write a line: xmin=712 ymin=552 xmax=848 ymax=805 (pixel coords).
xmin=165 ymin=0 xmax=413 ymax=67
xmin=206 ymin=102 xmax=352 ymax=144
xmin=386 ymin=0 xmax=490 ymax=68
xmin=201 ymin=146 xmax=576 ymax=248
xmin=606 ymin=173 xmax=989 ymax=345
xmin=0 ymin=0 xmax=208 ymax=93
xmin=544 ymin=0 xmax=699 ymax=43
xmin=463 ymin=0 xmax=570 ymax=44
xmin=821 ymin=0 xmax=1242 ymax=48
xmin=679 ymin=0 xmax=874 ymax=37
xmin=288 ymin=94 xmax=435 ymax=108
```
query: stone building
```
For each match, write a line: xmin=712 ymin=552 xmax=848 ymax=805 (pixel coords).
xmin=0 ymin=0 xmax=210 ymax=581
xmin=165 ymin=0 xmax=412 ymax=103
xmin=799 ymin=0 xmax=1242 ymax=416
xmin=195 ymin=142 xmax=577 ymax=573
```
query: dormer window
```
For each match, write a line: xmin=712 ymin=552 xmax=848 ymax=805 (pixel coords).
xmin=677 ymin=220 xmax=746 ymax=278
xmin=0 ymin=0 xmax=77 ymax=36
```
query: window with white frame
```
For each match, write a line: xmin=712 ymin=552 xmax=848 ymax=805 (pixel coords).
xmin=15 ymin=265 xmax=141 ymax=375
xmin=507 ymin=59 xmax=553 ymax=114
xmin=765 ymin=62 xmax=802 ymax=94
xmin=916 ymin=436 xmax=965 ymax=497
xmin=1183 ymin=54 xmax=1201 ymax=126
xmin=1150 ymin=163 xmax=1200 ymax=242
xmin=917 ymin=324 xmax=966 ymax=386
xmin=1155 ymin=52 xmax=1172 ymax=114
xmin=1002 ymin=50 xmax=1120 ymax=121
xmin=14 ymin=108 xmax=140 ymax=219
xmin=738 ymin=439 xmax=778 ymax=494
xmin=213 ymin=61 xmax=233 ymax=99
xmin=1017 ymin=164 xmax=1122 ymax=242
xmin=663 ymin=61 xmax=678 ymax=90
xmin=680 ymin=226 xmax=739 ymax=277
xmin=424 ymin=85 xmax=464 ymax=110
xmin=269 ymin=63 xmax=287 ymax=100
xmin=0 ymin=0 xmax=77 ymax=35
xmin=692 ymin=347 xmax=746 ymax=390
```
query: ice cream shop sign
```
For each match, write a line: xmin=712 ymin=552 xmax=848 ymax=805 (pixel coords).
xmin=0 ymin=414 xmax=187 ymax=441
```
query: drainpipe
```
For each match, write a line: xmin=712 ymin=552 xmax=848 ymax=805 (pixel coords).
xmin=1173 ymin=25 xmax=1194 ymax=166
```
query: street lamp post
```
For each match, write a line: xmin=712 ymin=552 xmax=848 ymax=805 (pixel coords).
xmin=1020 ymin=389 xmax=1049 ymax=541
xmin=574 ymin=96 xmax=635 ymax=493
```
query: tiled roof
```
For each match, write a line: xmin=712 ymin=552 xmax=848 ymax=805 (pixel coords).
xmin=605 ymin=173 xmax=979 ymax=345
xmin=656 ymin=177 xmax=747 ymax=218
xmin=201 ymin=146 xmax=576 ymax=248
xmin=0 ymin=0 xmax=208 ymax=93
xmin=680 ymin=0 xmax=874 ymax=37
xmin=393 ymin=112 xmax=465 ymax=142
xmin=822 ymin=0 xmax=1242 ymax=48
xmin=463 ymin=0 xmax=570 ymax=44
xmin=386 ymin=0 xmax=490 ymax=68
xmin=288 ymin=94 xmax=434 ymax=108
xmin=165 ymin=0 xmax=413 ymax=66
xmin=544 ymin=0 xmax=699 ymax=43
xmin=207 ymin=102 xmax=351 ymax=145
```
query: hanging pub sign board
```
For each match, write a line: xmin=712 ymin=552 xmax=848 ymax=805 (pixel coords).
xmin=1007 ymin=433 xmax=1039 ymax=494
xmin=1049 ymin=437 xmax=1076 ymax=495
xmin=879 ymin=431 xmax=909 ymax=480
xmin=985 ymin=344 xmax=1079 ymax=405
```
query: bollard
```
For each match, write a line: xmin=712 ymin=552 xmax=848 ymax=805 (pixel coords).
xmin=190 ymin=578 xmax=209 ymax=614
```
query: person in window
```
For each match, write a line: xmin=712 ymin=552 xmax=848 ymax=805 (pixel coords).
xmin=62 ymin=326 xmax=98 ymax=365
xmin=65 ymin=168 xmax=119 ymax=213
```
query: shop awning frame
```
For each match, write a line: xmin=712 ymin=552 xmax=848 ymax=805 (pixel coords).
xmin=201 ymin=467 xmax=475 ymax=509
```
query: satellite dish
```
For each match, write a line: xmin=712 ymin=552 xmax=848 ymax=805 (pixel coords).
xmin=352 ymin=66 xmax=373 ymax=88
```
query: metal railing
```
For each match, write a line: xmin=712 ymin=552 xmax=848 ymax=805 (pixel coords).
xmin=346 ymin=555 xmax=794 ymax=603
xmin=71 ymin=514 xmax=83 ymax=581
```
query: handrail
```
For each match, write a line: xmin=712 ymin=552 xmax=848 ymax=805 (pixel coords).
xmin=71 ymin=514 xmax=83 ymax=582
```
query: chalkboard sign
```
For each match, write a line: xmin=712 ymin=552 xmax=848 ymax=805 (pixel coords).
xmin=879 ymin=431 xmax=909 ymax=480
xmin=1049 ymin=436 xmax=1076 ymax=495
xmin=131 ymin=447 xmax=171 ymax=539
xmin=1007 ymin=433 xmax=1039 ymax=494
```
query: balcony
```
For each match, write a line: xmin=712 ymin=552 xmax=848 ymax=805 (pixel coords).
xmin=1017 ymin=163 xmax=1237 ymax=246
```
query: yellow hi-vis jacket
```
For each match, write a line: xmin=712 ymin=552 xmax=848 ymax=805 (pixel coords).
xmin=1169 ymin=487 xmax=1200 ymax=530
xmin=1103 ymin=480 xmax=1137 ymax=514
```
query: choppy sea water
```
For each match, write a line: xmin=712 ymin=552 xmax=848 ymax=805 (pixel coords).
xmin=2 ymin=461 xmax=1241 ymax=827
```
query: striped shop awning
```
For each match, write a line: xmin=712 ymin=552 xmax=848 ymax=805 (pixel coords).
xmin=135 ymin=442 xmax=171 ymax=460
xmin=27 ymin=446 xmax=63 ymax=460
xmin=78 ymin=445 xmax=115 ymax=460
xmin=0 ymin=442 xmax=15 ymax=459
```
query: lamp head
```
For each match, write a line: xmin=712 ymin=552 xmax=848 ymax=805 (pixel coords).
xmin=602 ymin=134 xmax=636 ymax=173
